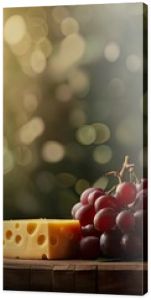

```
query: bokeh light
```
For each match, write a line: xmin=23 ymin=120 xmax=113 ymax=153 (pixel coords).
xmin=60 ymin=33 xmax=85 ymax=65
xmin=30 ymin=49 xmax=46 ymax=74
xmin=68 ymin=69 xmax=90 ymax=95
xmin=75 ymin=179 xmax=90 ymax=195
xmin=93 ymin=145 xmax=112 ymax=164
xmin=36 ymin=37 xmax=53 ymax=58
xmin=76 ymin=125 xmax=96 ymax=145
xmin=19 ymin=117 xmax=45 ymax=145
xmin=93 ymin=176 xmax=109 ymax=189
xmin=104 ymin=42 xmax=120 ymax=62
xmin=23 ymin=93 xmax=38 ymax=113
xmin=48 ymin=35 xmax=85 ymax=80
xmin=4 ymin=148 xmax=14 ymax=174
xmin=61 ymin=17 xmax=79 ymax=36
xmin=42 ymin=141 xmax=65 ymax=163
xmin=18 ymin=52 xmax=36 ymax=77
xmin=126 ymin=54 xmax=142 ymax=72
xmin=4 ymin=15 xmax=26 ymax=45
xmin=92 ymin=123 xmax=111 ymax=144
xmin=10 ymin=33 xmax=32 ymax=57
xmin=52 ymin=6 xmax=69 ymax=23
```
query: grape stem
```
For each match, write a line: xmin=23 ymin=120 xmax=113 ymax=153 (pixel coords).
xmin=119 ymin=155 xmax=129 ymax=178
xmin=106 ymin=185 xmax=116 ymax=195
xmin=119 ymin=155 xmax=134 ymax=178
xmin=129 ymin=167 xmax=134 ymax=182
xmin=131 ymin=170 xmax=140 ymax=184
xmin=105 ymin=155 xmax=135 ymax=184
xmin=105 ymin=155 xmax=141 ymax=194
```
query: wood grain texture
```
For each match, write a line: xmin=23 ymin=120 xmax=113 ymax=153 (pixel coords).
xmin=3 ymin=259 xmax=147 ymax=295
xmin=97 ymin=269 xmax=146 ymax=295
xmin=4 ymin=266 xmax=30 ymax=291
xmin=52 ymin=265 xmax=75 ymax=292
xmin=75 ymin=265 xmax=97 ymax=293
xmin=30 ymin=265 xmax=53 ymax=292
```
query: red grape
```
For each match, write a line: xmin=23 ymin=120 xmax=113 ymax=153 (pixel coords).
xmin=116 ymin=210 xmax=135 ymax=233
xmin=100 ymin=229 xmax=123 ymax=257
xmin=71 ymin=202 xmax=82 ymax=218
xmin=95 ymin=195 xmax=117 ymax=212
xmin=134 ymin=189 xmax=147 ymax=210
xmin=80 ymin=188 xmax=97 ymax=205
xmin=137 ymin=178 xmax=148 ymax=192
xmin=81 ymin=224 xmax=100 ymax=237
xmin=121 ymin=233 xmax=143 ymax=258
xmin=80 ymin=236 xmax=100 ymax=259
xmin=115 ymin=182 xmax=137 ymax=207
xmin=135 ymin=182 xmax=141 ymax=192
xmin=94 ymin=208 xmax=116 ymax=233
xmin=88 ymin=189 xmax=105 ymax=206
xmin=134 ymin=210 xmax=147 ymax=259
xmin=134 ymin=209 xmax=147 ymax=235
xmin=75 ymin=204 xmax=95 ymax=226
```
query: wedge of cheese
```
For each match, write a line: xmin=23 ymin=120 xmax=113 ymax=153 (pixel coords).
xmin=3 ymin=219 xmax=81 ymax=259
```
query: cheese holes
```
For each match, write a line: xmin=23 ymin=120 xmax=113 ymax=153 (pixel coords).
xmin=15 ymin=223 xmax=20 ymax=229
xmin=37 ymin=234 xmax=46 ymax=245
xmin=15 ymin=235 xmax=22 ymax=244
xmin=49 ymin=236 xmax=58 ymax=246
xmin=6 ymin=230 xmax=13 ymax=240
xmin=42 ymin=254 xmax=48 ymax=260
xmin=27 ymin=223 xmax=37 ymax=235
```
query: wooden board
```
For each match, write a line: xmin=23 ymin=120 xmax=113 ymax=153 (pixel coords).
xmin=3 ymin=259 xmax=147 ymax=295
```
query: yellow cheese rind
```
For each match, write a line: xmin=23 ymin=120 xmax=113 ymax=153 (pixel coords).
xmin=3 ymin=219 xmax=81 ymax=260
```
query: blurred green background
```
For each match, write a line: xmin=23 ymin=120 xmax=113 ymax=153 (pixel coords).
xmin=4 ymin=3 xmax=147 ymax=220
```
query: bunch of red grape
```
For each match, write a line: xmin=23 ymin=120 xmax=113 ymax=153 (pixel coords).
xmin=71 ymin=170 xmax=147 ymax=260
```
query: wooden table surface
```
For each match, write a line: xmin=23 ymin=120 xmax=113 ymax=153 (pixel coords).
xmin=3 ymin=259 xmax=148 ymax=295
